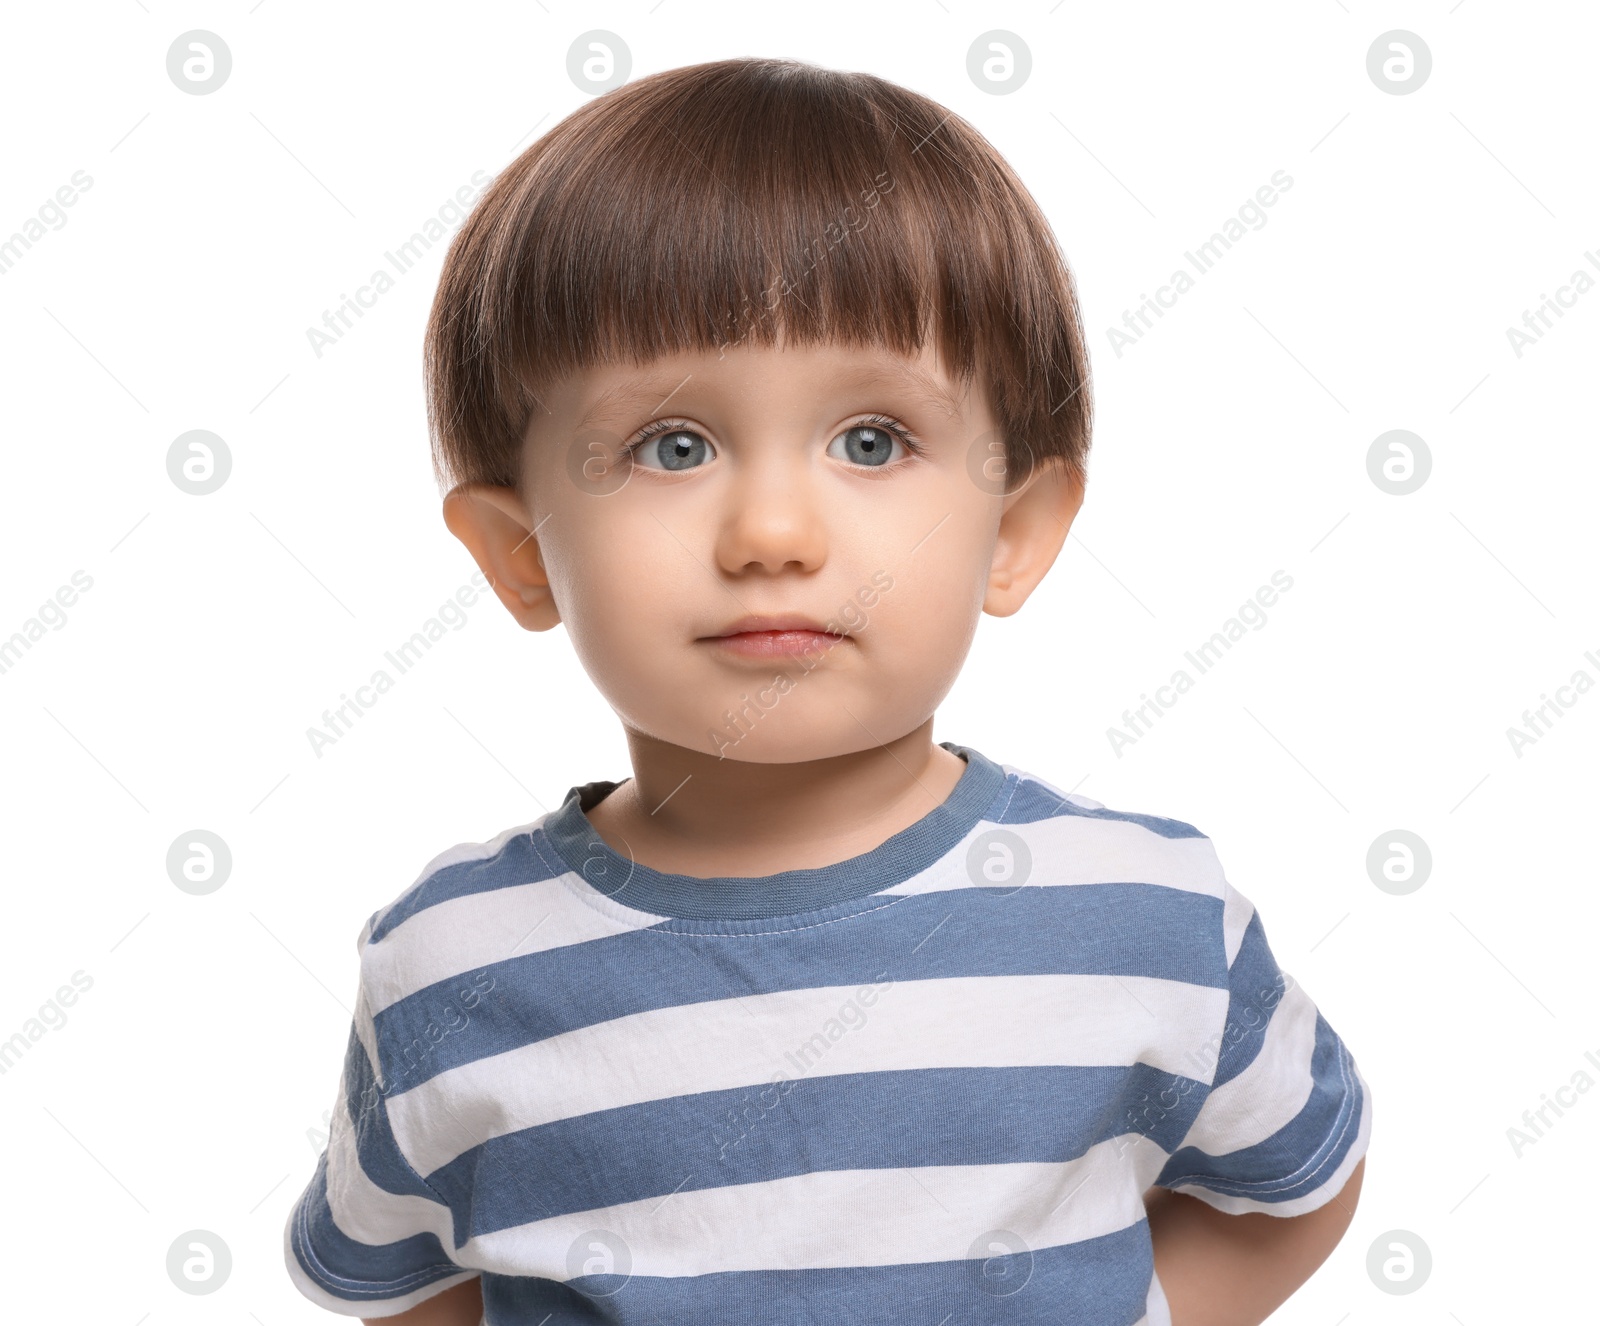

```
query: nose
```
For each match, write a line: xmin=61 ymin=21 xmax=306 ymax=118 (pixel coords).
xmin=714 ymin=451 xmax=828 ymax=576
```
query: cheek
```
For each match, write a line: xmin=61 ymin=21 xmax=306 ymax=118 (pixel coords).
xmin=870 ymin=527 xmax=993 ymax=639
xmin=543 ymin=516 xmax=708 ymax=710
xmin=848 ymin=532 xmax=990 ymax=704
xmin=544 ymin=531 xmax=652 ymax=661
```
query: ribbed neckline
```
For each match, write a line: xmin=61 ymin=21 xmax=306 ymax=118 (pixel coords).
xmin=538 ymin=742 xmax=1008 ymax=922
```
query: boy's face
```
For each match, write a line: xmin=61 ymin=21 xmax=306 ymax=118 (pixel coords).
xmin=445 ymin=337 xmax=1083 ymax=765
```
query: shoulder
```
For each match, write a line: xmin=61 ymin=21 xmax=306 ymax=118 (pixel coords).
xmin=976 ymin=760 xmax=1250 ymax=1008
xmin=987 ymin=760 xmax=1230 ymax=902
xmin=353 ymin=813 xmax=561 ymax=1013
xmin=360 ymin=815 xmax=556 ymax=947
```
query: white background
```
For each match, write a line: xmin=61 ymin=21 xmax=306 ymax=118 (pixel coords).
xmin=1 ymin=1 xmax=1595 ymax=1321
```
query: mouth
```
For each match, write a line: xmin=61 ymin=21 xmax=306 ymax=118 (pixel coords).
xmin=700 ymin=615 xmax=849 ymax=660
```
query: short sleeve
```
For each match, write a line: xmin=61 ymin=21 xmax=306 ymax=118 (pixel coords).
xmin=1153 ymin=877 xmax=1373 ymax=1217
xmin=283 ymin=947 xmax=478 ymax=1316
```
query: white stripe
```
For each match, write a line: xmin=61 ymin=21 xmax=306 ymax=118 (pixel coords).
xmin=323 ymin=1074 xmax=457 ymax=1249
xmin=360 ymin=778 xmax=1226 ymax=995
xmin=351 ymin=972 xmax=382 ymax=1096
xmin=1221 ymin=880 xmax=1255 ymax=966
xmin=365 ymin=821 xmax=1224 ymax=1011
xmin=364 ymin=876 xmax=659 ymax=1013
xmin=373 ymin=817 xmax=550 ymax=940
xmin=999 ymin=764 xmax=1106 ymax=811
xmin=1167 ymin=1055 xmax=1373 ymax=1219
xmin=879 ymin=817 xmax=1227 ymax=900
xmin=461 ymin=1132 xmax=1172 ymax=1279
xmin=387 ymin=974 xmax=1229 ymax=1176
xmin=1188 ymin=978 xmax=1320 ymax=1152
xmin=280 ymin=1076 xmax=471 ymax=1315
xmin=1143 ymin=1259 xmax=1173 ymax=1326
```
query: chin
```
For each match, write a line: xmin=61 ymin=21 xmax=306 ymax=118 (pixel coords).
xmin=730 ymin=707 xmax=940 ymax=764
xmin=610 ymin=673 xmax=948 ymax=764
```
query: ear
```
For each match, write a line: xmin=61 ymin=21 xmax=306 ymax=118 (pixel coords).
xmin=983 ymin=456 xmax=1085 ymax=618
xmin=441 ymin=483 xmax=561 ymax=631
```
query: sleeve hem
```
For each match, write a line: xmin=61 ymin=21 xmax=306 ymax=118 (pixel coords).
xmin=283 ymin=1190 xmax=477 ymax=1317
xmin=1163 ymin=1057 xmax=1372 ymax=1218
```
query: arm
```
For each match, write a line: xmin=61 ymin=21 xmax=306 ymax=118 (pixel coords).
xmin=361 ymin=1275 xmax=483 ymax=1326
xmin=1144 ymin=1156 xmax=1364 ymax=1326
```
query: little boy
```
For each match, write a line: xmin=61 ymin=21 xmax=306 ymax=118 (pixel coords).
xmin=285 ymin=57 xmax=1370 ymax=1326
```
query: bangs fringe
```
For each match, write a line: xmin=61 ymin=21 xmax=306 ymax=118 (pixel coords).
xmin=425 ymin=57 xmax=1091 ymax=495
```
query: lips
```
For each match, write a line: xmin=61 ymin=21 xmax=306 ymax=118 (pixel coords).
xmin=710 ymin=615 xmax=843 ymax=638
xmin=702 ymin=615 xmax=848 ymax=660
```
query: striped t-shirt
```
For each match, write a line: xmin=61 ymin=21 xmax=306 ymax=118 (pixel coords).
xmin=284 ymin=743 xmax=1372 ymax=1324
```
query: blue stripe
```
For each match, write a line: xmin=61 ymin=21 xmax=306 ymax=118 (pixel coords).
xmin=480 ymin=1219 xmax=1157 ymax=1325
xmin=1211 ymin=910 xmax=1285 ymax=1090
xmin=371 ymin=883 xmax=1228 ymax=1092
xmin=1154 ymin=1013 xmax=1363 ymax=1204
xmin=288 ymin=1152 xmax=460 ymax=1301
xmin=430 ymin=1063 xmax=1208 ymax=1243
xmin=340 ymin=1023 xmax=445 ymax=1200
xmin=994 ymin=777 xmax=1206 ymax=838
xmin=369 ymin=831 xmax=557 ymax=943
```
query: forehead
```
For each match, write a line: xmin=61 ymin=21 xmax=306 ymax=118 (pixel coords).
xmin=567 ymin=341 xmax=976 ymax=431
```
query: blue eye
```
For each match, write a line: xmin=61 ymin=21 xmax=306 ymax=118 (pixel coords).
xmin=632 ymin=427 xmax=715 ymax=471
xmin=828 ymin=423 xmax=907 ymax=467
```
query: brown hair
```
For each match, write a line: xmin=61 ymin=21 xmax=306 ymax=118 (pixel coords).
xmin=424 ymin=56 xmax=1092 ymax=497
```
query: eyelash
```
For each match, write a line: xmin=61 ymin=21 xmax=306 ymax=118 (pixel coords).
xmin=623 ymin=414 xmax=926 ymax=465
xmin=624 ymin=418 xmax=694 ymax=456
xmin=854 ymin=414 xmax=925 ymax=460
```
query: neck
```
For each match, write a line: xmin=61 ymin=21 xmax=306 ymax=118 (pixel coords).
xmin=586 ymin=719 xmax=968 ymax=878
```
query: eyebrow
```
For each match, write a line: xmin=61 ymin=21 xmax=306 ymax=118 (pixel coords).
xmin=834 ymin=361 xmax=967 ymax=419
xmin=574 ymin=359 xmax=967 ymax=432
xmin=576 ymin=374 xmax=695 ymax=432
